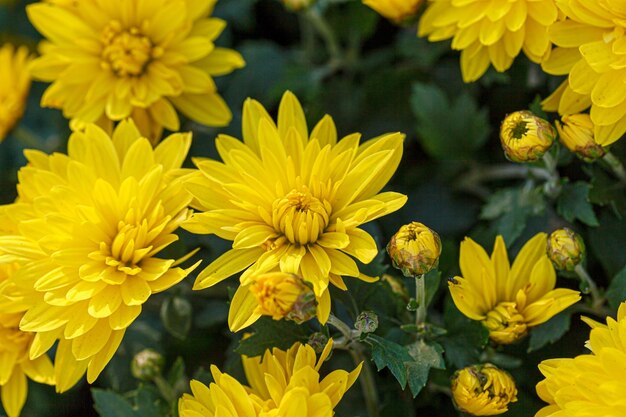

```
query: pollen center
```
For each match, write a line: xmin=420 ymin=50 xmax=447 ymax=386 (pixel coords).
xmin=483 ymin=302 xmax=528 ymax=344
xmin=101 ymin=21 xmax=156 ymax=77
xmin=272 ymin=187 xmax=331 ymax=245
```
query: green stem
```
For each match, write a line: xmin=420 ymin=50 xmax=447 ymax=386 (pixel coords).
xmin=349 ymin=348 xmax=381 ymax=417
xmin=541 ymin=152 xmax=561 ymax=199
xmin=574 ymin=264 xmax=604 ymax=311
xmin=327 ymin=313 xmax=354 ymax=340
xmin=602 ymin=152 xmax=626 ymax=184
xmin=304 ymin=8 xmax=342 ymax=67
xmin=415 ymin=275 xmax=426 ymax=328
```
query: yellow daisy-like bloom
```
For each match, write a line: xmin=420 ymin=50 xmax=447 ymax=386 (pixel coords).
xmin=541 ymin=0 xmax=626 ymax=145
xmin=28 ymin=0 xmax=244 ymax=140
xmin=0 ymin=44 xmax=33 ymax=142
xmin=451 ymin=363 xmax=518 ymax=416
xmin=535 ymin=302 xmax=626 ymax=417
xmin=0 ymin=120 xmax=199 ymax=392
xmin=362 ymin=0 xmax=423 ymax=23
xmin=249 ymin=272 xmax=317 ymax=323
xmin=0 ymin=264 xmax=55 ymax=417
xmin=419 ymin=0 xmax=558 ymax=82
xmin=179 ymin=340 xmax=362 ymax=417
xmin=183 ymin=91 xmax=406 ymax=331
xmin=449 ymin=233 xmax=581 ymax=344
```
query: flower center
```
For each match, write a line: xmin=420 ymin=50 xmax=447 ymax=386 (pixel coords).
xmin=101 ymin=21 xmax=157 ymax=77
xmin=271 ymin=187 xmax=331 ymax=245
xmin=482 ymin=302 xmax=527 ymax=344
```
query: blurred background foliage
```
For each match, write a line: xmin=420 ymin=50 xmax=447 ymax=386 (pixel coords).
xmin=1 ymin=0 xmax=625 ymax=416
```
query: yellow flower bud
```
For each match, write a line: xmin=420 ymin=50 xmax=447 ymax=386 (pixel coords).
xmin=547 ymin=228 xmax=585 ymax=271
xmin=250 ymin=272 xmax=317 ymax=323
xmin=281 ymin=0 xmax=314 ymax=11
xmin=451 ymin=364 xmax=518 ymax=416
xmin=362 ymin=0 xmax=423 ymax=22
xmin=483 ymin=302 xmax=527 ymax=344
xmin=387 ymin=222 xmax=441 ymax=277
xmin=555 ymin=114 xmax=605 ymax=162
xmin=500 ymin=111 xmax=555 ymax=163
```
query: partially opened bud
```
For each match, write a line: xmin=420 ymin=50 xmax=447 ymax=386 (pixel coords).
xmin=131 ymin=349 xmax=164 ymax=381
xmin=387 ymin=222 xmax=441 ymax=277
xmin=500 ymin=111 xmax=555 ymax=163
xmin=451 ymin=364 xmax=518 ymax=416
xmin=362 ymin=0 xmax=423 ymax=23
xmin=355 ymin=311 xmax=379 ymax=334
xmin=547 ymin=228 xmax=585 ymax=271
xmin=250 ymin=272 xmax=317 ymax=323
xmin=555 ymin=114 xmax=605 ymax=162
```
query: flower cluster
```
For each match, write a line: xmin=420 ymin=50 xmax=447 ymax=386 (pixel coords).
xmin=179 ymin=340 xmax=361 ymax=417
xmin=449 ymin=233 xmax=580 ymax=344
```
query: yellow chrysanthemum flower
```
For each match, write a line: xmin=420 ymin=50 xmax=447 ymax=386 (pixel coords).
xmin=449 ymin=233 xmax=581 ymax=344
xmin=179 ymin=340 xmax=362 ymax=417
xmin=362 ymin=0 xmax=423 ymax=23
xmin=419 ymin=0 xmax=558 ymax=82
xmin=451 ymin=363 xmax=518 ymax=416
xmin=0 ymin=120 xmax=199 ymax=392
xmin=541 ymin=1 xmax=626 ymax=146
xmin=182 ymin=91 xmax=407 ymax=331
xmin=28 ymin=0 xmax=244 ymax=140
xmin=0 ymin=44 xmax=33 ymax=142
xmin=0 ymin=264 xmax=55 ymax=417
xmin=535 ymin=302 xmax=626 ymax=417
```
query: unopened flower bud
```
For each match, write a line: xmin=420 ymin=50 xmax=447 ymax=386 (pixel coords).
xmin=250 ymin=272 xmax=317 ymax=324
xmin=307 ymin=332 xmax=329 ymax=354
xmin=355 ymin=311 xmax=379 ymax=334
xmin=451 ymin=364 xmax=518 ymax=416
xmin=387 ymin=222 xmax=441 ymax=277
xmin=555 ymin=114 xmax=605 ymax=162
xmin=547 ymin=228 xmax=585 ymax=271
xmin=362 ymin=0 xmax=423 ymax=23
xmin=500 ymin=111 xmax=555 ymax=163
xmin=281 ymin=0 xmax=314 ymax=11
xmin=131 ymin=349 xmax=164 ymax=381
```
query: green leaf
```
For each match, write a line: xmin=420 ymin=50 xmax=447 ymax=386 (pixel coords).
xmin=160 ymin=296 xmax=192 ymax=340
xmin=588 ymin=211 xmax=626 ymax=277
xmin=557 ymin=182 xmax=599 ymax=226
xmin=405 ymin=340 xmax=445 ymax=397
xmin=606 ymin=266 xmax=626 ymax=310
xmin=368 ymin=334 xmax=412 ymax=389
xmin=424 ymin=269 xmax=441 ymax=309
xmin=235 ymin=318 xmax=310 ymax=357
xmin=527 ymin=310 xmax=573 ymax=352
xmin=133 ymin=385 xmax=168 ymax=417
xmin=166 ymin=357 xmax=186 ymax=388
xmin=411 ymin=82 xmax=490 ymax=160
xmin=439 ymin=297 xmax=489 ymax=369
xmin=92 ymin=389 xmax=138 ymax=417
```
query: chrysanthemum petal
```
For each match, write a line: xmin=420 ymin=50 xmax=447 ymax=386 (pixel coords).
xmin=228 ymin=286 xmax=262 ymax=332
xmin=194 ymin=248 xmax=264 ymax=290
xmin=1 ymin=368 xmax=26 ymax=417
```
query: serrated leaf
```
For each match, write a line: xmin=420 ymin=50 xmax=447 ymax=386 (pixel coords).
xmin=557 ymin=182 xmax=599 ymax=226
xmin=606 ymin=266 xmax=626 ymax=310
xmin=367 ymin=334 xmax=412 ymax=388
xmin=92 ymin=389 xmax=138 ymax=417
xmin=411 ymin=82 xmax=490 ymax=160
xmin=527 ymin=310 xmax=573 ymax=352
xmin=235 ymin=318 xmax=310 ymax=357
xmin=406 ymin=340 xmax=445 ymax=397
xmin=160 ymin=296 xmax=192 ymax=340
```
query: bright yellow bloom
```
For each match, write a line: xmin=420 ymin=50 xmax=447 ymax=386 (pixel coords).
xmin=500 ymin=111 xmax=555 ymax=163
xmin=363 ymin=0 xmax=423 ymax=23
xmin=555 ymin=114 xmax=605 ymax=162
xmin=179 ymin=340 xmax=361 ymax=417
xmin=387 ymin=222 xmax=441 ymax=277
xmin=535 ymin=302 xmax=626 ymax=417
xmin=28 ymin=0 xmax=244 ymax=141
xmin=541 ymin=1 xmax=626 ymax=146
xmin=0 ymin=120 xmax=199 ymax=392
xmin=183 ymin=91 xmax=406 ymax=332
xmin=249 ymin=272 xmax=316 ymax=323
xmin=0 ymin=264 xmax=55 ymax=417
xmin=452 ymin=363 xmax=518 ymax=416
xmin=419 ymin=0 xmax=558 ymax=82
xmin=449 ymin=233 xmax=580 ymax=344
xmin=0 ymin=44 xmax=33 ymax=142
